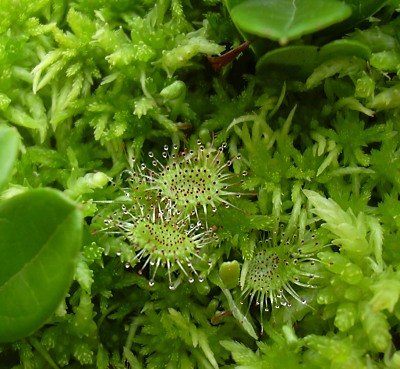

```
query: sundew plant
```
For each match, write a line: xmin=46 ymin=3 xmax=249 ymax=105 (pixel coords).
xmin=1 ymin=0 xmax=400 ymax=368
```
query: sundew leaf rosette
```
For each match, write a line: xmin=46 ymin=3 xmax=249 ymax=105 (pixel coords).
xmin=143 ymin=141 xmax=245 ymax=218
xmin=95 ymin=139 xmax=246 ymax=288
xmin=101 ymin=199 xmax=217 ymax=289
xmin=240 ymin=225 xmax=324 ymax=323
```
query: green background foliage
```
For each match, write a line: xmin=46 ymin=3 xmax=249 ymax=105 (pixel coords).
xmin=0 ymin=0 xmax=400 ymax=368
xmin=0 ymin=189 xmax=83 ymax=343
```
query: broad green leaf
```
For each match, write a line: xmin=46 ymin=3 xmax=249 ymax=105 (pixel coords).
xmin=319 ymin=39 xmax=371 ymax=62
xmin=256 ymin=45 xmax=319 ymax=79
xmin=0 ymin=125 xmax=19 ymax=190
xmin=0 ymin=188 xmax=83 ymax=342
xmin=224 ymin=0 xmax=272 ymax=57
xmin=336 ymin=0 xmax=387 ymax=31
xmin=231 ymin=0 xmax=352 ymax=44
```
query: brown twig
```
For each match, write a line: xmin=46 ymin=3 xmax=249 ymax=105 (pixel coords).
xmin=207 ymin=40 xmax=251 ymax=72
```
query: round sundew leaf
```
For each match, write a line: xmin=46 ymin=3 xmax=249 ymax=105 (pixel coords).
xmin=319 ymin=39 xmax=371 ymax=63
xmin=0 ymin=188 xmax=83 ymax=342
xmin=231 ymin=0 xmax=352 ymax=44
xmin=0 ymin=125 xmax=19 ymax=190
xmin=256 ymin=45 xmax=319 ymax=79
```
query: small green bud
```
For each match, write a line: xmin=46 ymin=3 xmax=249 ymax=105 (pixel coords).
xmin=361 ymin=303 xmax=391 ymax=352
xmin=74 ymin=259 xmax=94 ymax=293
xmin=73 ymin=341 xmax=94 ymax=365
xmin=160 ymin=80 xmax=186 ymax=100
xmin=370 ymin=270 xmax=400 ymax=313
xmin=334 ymin=302 xmax=357 ymax=332
xmin=67 ymin=172 xmax=110 ymax=198
xmin=0 ymin=93 xmax=11 ymax=111
xmin=133 ymin=97 xmax=155 ymax=118
xmin=317 ymin=287 xmax=338 ymax=305
xmin=322 ymin=303 xmax=338 ymax=320
xmin=388 ymin=351 xmax=400 ymax=369
xmin=340 ymin=263 xmax=363 ymax=285
xmin=41 ymin=327 xmax=59 ymax=350
xmin=82 ymin=242 xmax=104 ymax=264
xmin=219 ymin=260 xmax=240 ymax=289
xmin=344 ymin=285 xmax=363 ymax=301
xmin=70 ymin=292 xmax=97 ymax=338
xmin=370 ymin=51 xmax=400 ymax=72
xmin=355 ymin=74 xmax=375 ymax=99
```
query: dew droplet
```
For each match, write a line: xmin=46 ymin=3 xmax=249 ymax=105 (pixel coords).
xmin=116 ymin=251 xmax=122 ymax=256
xmin=125 ymin=263 xmax=130 ymax=269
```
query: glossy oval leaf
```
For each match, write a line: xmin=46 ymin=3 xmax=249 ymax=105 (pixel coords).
xmin=0 ymin=125 xmax=19 ymax=190
xmin=231 ymin=0 xmax=352 ymax=44
xmin=336 ymin=0 xmax=387 ymax=31
xmin=256 ymin=45 xmax=319 ymax=79
xmin=0 ymin=188 xmax=83 ymax=342
xmin=319 ymin=39 xmax=371 ymax=63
